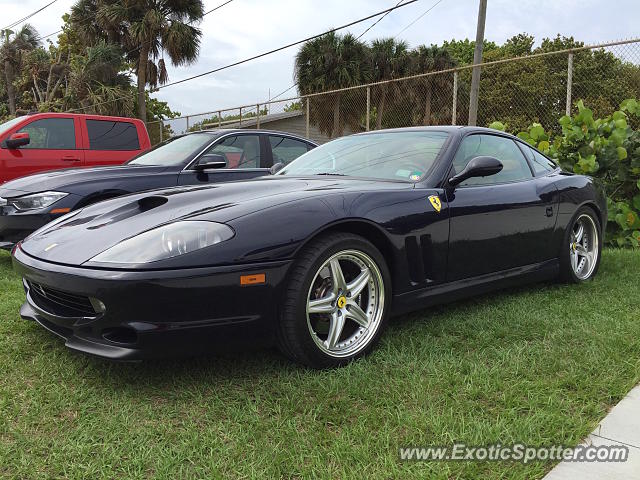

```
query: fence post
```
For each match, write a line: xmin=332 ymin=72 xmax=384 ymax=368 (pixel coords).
xmin=366 ymin=86 xmax=371 ymax=131
xmin=185 ymin=115 xmax=190 ymax=132
xmin=305 ymin=98 xmax=310 ymax=138
xmin=256 ymin=104 xmax=260 ymax=129
xmin=159 ymin=121 xmax=163 ymax=143
xmin=566 ymin=52 xmax=574 ymax=116
xmin=218 ymin=111 xmax=221 ymax=127
xmin=239 ymin=108 xmax=242 ymax=127
xmin=452 ymin=71 xmax=458 ymax=126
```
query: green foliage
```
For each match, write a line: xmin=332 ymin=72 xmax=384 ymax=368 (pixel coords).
xmin=146 ymin=94 xmax=180 ymax=145
xmin=284 ymin=101 xmax=302 ymax=112
xmin=488 ymin=121 xmax=506 ymax=131
xmin=516 ymin=123 xmax=551 ymax=153
xmin=512 ymin=99 xmax=640 ymax=247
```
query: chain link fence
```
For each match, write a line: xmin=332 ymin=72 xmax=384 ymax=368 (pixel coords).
xmin=147 ymin=38 xmax=640 ymax=145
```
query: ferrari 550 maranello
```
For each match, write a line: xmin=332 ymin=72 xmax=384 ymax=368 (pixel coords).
xmin=12 ymin=126 xmax=606 ymax=368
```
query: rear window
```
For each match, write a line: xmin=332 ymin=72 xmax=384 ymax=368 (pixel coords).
xmin=87 ymin=120 xmax=140 ymax=151
xmin=269 ymin=135 xmax=312 ymax=165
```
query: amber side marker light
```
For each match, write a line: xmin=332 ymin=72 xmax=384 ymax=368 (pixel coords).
xmin=50 ymin=208 xmax=71 ymax=214
xmin=240 ymin=273 xmax=266 ymax=286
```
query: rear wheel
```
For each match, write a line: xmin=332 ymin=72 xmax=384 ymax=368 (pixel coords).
xmin=560 ymin=206 xmax=602 ymax=283
xmin=277 ymin=233 xmax=391 ymax=368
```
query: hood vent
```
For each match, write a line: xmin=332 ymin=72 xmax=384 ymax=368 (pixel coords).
xmin=138 ymin=195 xmax=168 ymax=212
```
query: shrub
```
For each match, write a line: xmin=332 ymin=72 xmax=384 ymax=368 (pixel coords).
xmin=501 ymin=99 xmax=640 ymax=247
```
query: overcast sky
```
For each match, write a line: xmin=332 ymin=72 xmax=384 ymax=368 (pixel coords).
xmin=3 ymin=0 xmax=639 ymax=117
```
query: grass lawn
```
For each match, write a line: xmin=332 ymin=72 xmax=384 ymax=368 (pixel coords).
xmin=0 ymin=249 xmax=639 ymax=479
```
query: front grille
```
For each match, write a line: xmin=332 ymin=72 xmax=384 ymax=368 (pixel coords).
xmin=27 ymin=280 xmax=98 ymax=318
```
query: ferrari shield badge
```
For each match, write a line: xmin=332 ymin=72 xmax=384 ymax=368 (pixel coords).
xmin=428 ymin=195 xmax=442 ymax=213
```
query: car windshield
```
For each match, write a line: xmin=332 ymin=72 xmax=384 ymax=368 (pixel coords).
xmin=279 ymin=131 xmax=449 ymax=181
xmin=0 ymin=116 xmax=25 ymax=136
xmin=128 ymin=133 xmax=214 ymax=167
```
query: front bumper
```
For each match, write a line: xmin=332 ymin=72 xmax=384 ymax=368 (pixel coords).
xmin=0 ymin=211 xmax=51 ymax=250
xmin=13 ymin=247 xmax=291 ymax=361
xmin=0 ymin=192 xmax=80 ymax=250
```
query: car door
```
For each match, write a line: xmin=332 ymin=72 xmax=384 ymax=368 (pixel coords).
xmin=177 ymin=133 xmax=270 ymax=185
xmin=3 ymin=117 xmax=84 ymax=179
xmin=445 ymin=133 xmax=558 ymax=282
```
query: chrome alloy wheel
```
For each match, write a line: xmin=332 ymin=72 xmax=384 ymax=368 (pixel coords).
xmin=306 ymin=249 xmax=385 ymax=358
xmin=570 ymin=213 xmax=599 ymax=280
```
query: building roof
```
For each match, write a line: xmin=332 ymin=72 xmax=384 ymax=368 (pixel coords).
xmin=226 ymin=110 xmax=304 ymax=129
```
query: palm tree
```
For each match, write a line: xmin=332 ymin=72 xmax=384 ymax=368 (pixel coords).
xmin=0 ymin=24 xmax=39 ymax=115
xmin=369 ymin=38 xmax=409 ymax=130
xmin=410 ymin=45 xmax=457 ymax=125
xmin=295 ymin=32 xmax=370 ymax=137
xmin=71 ymin=0 xmax=204 ymax=121
xmin=66 ymin=40 xmax=134 ymax=116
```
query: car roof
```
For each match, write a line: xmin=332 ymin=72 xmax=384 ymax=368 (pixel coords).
xmin=22 ymin=112 xmax=146 ymax=123
xmin=355 ymin=125 xmax=517 ymax=137
xmin=184 ymin=128 xmax=318 ymax=144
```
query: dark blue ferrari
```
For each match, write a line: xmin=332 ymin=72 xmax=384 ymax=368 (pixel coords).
xmin=12 ymin=126 xmax=606 ymax=368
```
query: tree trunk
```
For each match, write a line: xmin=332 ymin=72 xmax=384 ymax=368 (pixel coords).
xmin=137 ymin=44 xmax=149 ymax=122
xmin=423 ymin=79 xmax=433 ymax=125
xmin=5 ymin=60 xmax=16 ymax=115
xmin=332 ymin=94 xmax=341 ymax=137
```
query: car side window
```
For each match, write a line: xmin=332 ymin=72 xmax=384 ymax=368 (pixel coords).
xmin=203 ymin=135 xmax=261 ymax=169
xmin=269 ymin=136 xmax=311 ymax=165
xmin=87 ymin=120 xmax=139 ymax=150
xmin=452 ymin=134 xmax=532 ymax=186
xmin=18 ymin=118 xmax=76 ymax=149
xmin=522 ymin=144 xmax=557 ymax=175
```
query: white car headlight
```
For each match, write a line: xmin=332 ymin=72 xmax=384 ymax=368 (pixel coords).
xmin=90 ymin=221 xmax=234 ymax=264
xmin=9 ymin=191 xmax=68 ymax=211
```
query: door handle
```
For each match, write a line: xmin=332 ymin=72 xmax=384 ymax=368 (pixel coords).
xmin=546 ymin=206 xmax=554 ymax=217
xmin=62 ymin=155 xmax=80 ymax=162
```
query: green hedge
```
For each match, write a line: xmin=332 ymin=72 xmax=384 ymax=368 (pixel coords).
xmin=490 ymin=99 xmax=640 ymax=247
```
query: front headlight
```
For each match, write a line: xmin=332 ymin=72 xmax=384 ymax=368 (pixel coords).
xmin=90 ymin=221 xmax=234 ymax=264
xmin=9 ymin=191 xmax=68 ymax=211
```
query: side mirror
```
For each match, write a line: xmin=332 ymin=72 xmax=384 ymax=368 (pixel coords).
xmin=5 ymin=132 xmax=30 ymax=149
xmin=448 ymin=156 xmax=503 ymax=187
xmin=196 ymin=153 xmax=227 ymax=170
xmin=270 ymin=162 xmax=285 ymax=175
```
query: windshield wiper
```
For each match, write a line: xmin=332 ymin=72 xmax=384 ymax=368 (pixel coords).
xmin=315 ymin=172 xmax=346 ymax=176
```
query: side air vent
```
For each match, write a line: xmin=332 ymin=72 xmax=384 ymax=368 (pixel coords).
xmin=405 ymin=236 xmax=425 ymax=284
xmin=420 ymin=234 xmax=434 ymax=281
xmin=405 ymin=235 xmax=435 ymax=285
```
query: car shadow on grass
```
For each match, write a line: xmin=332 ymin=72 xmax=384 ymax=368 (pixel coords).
xmin=64 ymin=278 xmax=571 ymax=395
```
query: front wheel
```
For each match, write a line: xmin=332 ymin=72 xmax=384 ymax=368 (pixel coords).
xmin=560 ymin=206 xmax=602 ymax=283
xmin=277 ymin=233 xmax=391 ymax=368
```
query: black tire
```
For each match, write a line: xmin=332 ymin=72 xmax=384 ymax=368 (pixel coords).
xmin=276 ymin=232 xmax=392 ymax=369
xmin=559 ymin=205 xmax=602 ymax=283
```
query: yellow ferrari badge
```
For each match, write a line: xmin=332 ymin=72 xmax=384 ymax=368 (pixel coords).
xmin=428 ymin=195 xmax=442 ymax=213
xmin=337 ymin=296 xmax=347 ymax=309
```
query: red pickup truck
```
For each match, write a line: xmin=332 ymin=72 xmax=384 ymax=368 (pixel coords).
xmin=0 ymin=113 xmax=150 ymax=184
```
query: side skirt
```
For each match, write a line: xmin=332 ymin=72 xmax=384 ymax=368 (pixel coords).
xmin=391 ymin=259 xmax=559 ymax=316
